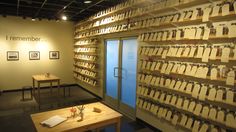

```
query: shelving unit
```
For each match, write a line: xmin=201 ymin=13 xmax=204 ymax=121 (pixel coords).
xmin=74 ymin=0 xmax=236 ymax=131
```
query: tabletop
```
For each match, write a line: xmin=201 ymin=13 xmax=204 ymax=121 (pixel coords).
xmin=32 ymin=74 xmax=60 ymax=82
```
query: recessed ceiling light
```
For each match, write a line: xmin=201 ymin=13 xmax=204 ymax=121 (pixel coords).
xmin=84 ymin=0 xmax=92 ymax=4
xmin=32 ymin=18 xmax=36 ymax=21
xmin=61 ymin=15 xmax=67 ymax=20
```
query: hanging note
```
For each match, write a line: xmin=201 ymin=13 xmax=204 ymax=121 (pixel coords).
xmin=165 ymin=63 xmax=173 ymax=75
xmin=228 ymin=25 xmax=236 ymax=38
xmin=216 ymin=110 xmax=225 ymax=123
xmin=226 ymin=113 xmax=236 ymax=128
xmin=195 ymin=28 xmax=202 ymax=40
xmin=202 ymin=47 xmax=211 ymax=62
xmin=188 ymin=101 xmax=196 ymax=112
xmin=226 ymin=70 xmax=235 ymax=86
xmin=183 ymin=99 xmax=190 ymax=110
xmin=176 ymin=98 xmax=183 ymax=108
xmin=196 ymin=47 xmax=204 ymax=58
xmin=207 ymin=88 xmax=216 ymax=101
xmin=201 ymin=106 xmax=209 ymax=118
xmin=199 ymin=123 xmax=209 ymax=132
xmin=191 ymin=9 xmax=198 ymax=20
xmin=185 ymin=83 xmax=193 ymax=94
xmin=193 ymin=103 xmax=202 ymax=116
xmin=182 ymin=47 xmax=190 ymax=57
xmin=171 ymin=114 xmax=179 ymax=126
xmin=216 ymin=26 xmax=224 ymax=37
xmin=185 ymin=65 xmax=192 ymax=76
xmin=211 ymin=6 xmax=220 ymax=17
xmin=176 ymin=30 xmax=182 ymax=40
xmin=222 ymin=3 xmax=230 ymax=16
xmin=215 ymin=89 xmax=223 ymax=102
xmin=199 ymin=86 xmax=208 ymax=101
xmin=166 ymin=111 xmax=172 ymax=121
xmin=202 ymin=7 xmax=211 ymax=22
xmin=226 ymin=90 xmax=234 ymax=104
xmin=179 ymin=114 xmax=187 ymax=126
xmin=176 ymin=48 xmax=183 ymax=57
xmin=192 ymin=84 xmax=200 ymax=98
xmin=192 ymin=120 xmax=200 ymax=132
xmin=169 ymin=80 xmax=176 ymax=89
xmin=209 ymin=108 xmax=217 ymax=120
xmin=209 ymin=48 xmax=217 ymax=60
xmin=221 ymin=47 xmax=231 ymax=62
xmin=189 ymin=47 xmax=196 ymax=57
xmin=160 ymin=63 xmax=168 ymax=73
xmin=165 ymin=95 xmax=171 ymax=104
xmin=210 ymin=68 xmax=218 ymax=80
xmin=203 ymin=28 xmax=210 ymax=40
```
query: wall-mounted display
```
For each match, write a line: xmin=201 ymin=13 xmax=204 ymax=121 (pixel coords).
xmin=7 ymin=51 xmax=19 ymax=61
xmin=49 ymin=51 xmax=59 ymax=59
xmin=29 ymin=51 xmax=40 ymax=60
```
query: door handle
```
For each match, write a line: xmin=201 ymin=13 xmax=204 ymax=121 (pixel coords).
xmin=114 ymin=67 xmax=119 ymax=77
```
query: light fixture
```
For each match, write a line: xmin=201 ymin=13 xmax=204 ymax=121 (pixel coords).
xmin=84 ymin=0 xmax=92 ymax=4
xmin=61 ymin=15 xmax=67 ymax=20
xmin=32 ymin=18 xmax=36 ymax=21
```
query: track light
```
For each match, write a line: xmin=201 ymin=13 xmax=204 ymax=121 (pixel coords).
xmin=84 ymin=0 xmax=92 ymax=4
xmin=61 ymin=15 xmax=67 ymax=21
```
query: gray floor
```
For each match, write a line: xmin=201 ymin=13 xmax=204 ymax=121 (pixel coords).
xmin=0 ymin=86 xmax=158 ymax=132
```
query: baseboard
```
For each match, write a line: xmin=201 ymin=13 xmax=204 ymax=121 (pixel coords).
xmin=76 ymin=84 xmax=102 ymax=100
xmin=2 ymin=83 xmax=78 ymax=93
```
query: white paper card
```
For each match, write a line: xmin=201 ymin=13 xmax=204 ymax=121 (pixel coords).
xmin=215 ymin=89 xmax=223 ymax=102
xmin=40 ymin=115 xmax=67 ymax=128
xmin=222 ymin=4 xmax=230 ymax=16
xmin=161 ymin=50 xmax=168 ymax=59
xmin=226 ymin=70 xmax=235 ymax=86
xmin=189 ymin=47 xmax=196 ymax=57
xmin=203 ymin=28 xmax=210 ymax=40
xmin=192 ymin=84 xmax=200 ymax=98
xmin=211 ymin=6 xmax=220 ymax=17
xmin=228 ymin=25 xmax=236 ymax=38
xmin=207 ymin=88 xmax=216 ymax=101
xmin=226 ymin=90 xmax=234 ymax=104
xmin=210 ymin=68 xmax=218 ymax=80
xmin=196 ymin=47 xmax=204 ymax=58
xmin=198 ymin=86 xmax=208 ymax=101
xmin=183 ymin=99 xmax=189 ymax=110
xmin=191 ymin=9 xmax=198 ymax=20
xmin=202 ymin=47 xmax=211 ymax=62
xmin=193 ymin=103 xmax=202 ymax=116
xmin=201 ymin=106 xmax=209 ymax=118
xmin=202 ymin=7 xmax=211 ymax=22
xmin=209 ymin=48 xmax=217 ymax=60
xmin=221 ymin=47 xmax=230 ymax=63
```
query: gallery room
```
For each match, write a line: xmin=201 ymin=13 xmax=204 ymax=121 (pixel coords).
xmin=0 ymin=0 xmax=236 ymax=131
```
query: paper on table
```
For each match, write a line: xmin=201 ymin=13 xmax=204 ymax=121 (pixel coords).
xmin=40 ymin=115 xmax=67 ymax=128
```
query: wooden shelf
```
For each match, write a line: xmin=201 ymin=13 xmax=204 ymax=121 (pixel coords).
xmin=74 ymin=78 xmax=98 ymax=87
xmin=73 ymin=58 xmax=98 ymax=64
xmin=138 ymin=82 xmax=236 ymax=111
xmin=74 ymin=44 xmax=98 ymax=47
xmin=73 ymin=64 xmax=98 ymax=73
xmin=74 ymin=52 xmax=99 ymax=55
xmin=73 ymin=70 xmax=98 ymax=80
xmin=139 ymin=70 xmax=235 ymax=89
xmin=139 ymin=55 xmax=236 ymax=67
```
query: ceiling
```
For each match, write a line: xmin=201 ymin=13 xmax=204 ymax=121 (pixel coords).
xmin=0 ymin=0 xmax=124 ymax=22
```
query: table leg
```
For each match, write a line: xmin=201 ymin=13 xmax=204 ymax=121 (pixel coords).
xmin=116 ymin=118 xmax=121 ymax=132
xmin=38 ymin=82 xmax=40 ymax=105
xmin=32 ymin=78 xmax=35 ymax=96
xmin=58 ymin=80 xmax=60 ymax=96
xmin=50 ymin=82 xmax=52 ymax=94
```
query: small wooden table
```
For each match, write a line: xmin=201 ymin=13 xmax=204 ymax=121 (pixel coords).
xmin=31 ymin=102 xmax=122 ymax=132
xmin=32 ymin=74 xmax=60 ymax=106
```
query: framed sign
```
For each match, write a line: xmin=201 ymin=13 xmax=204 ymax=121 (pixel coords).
xmin=7 ymin=51 xmax=19 ymax=61
xmin=49 ymin=51 xmax=59 ymax=59
xmin=29 ymin=51 xmax=40 ymax=60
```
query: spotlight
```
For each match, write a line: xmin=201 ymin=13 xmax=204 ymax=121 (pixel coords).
xmin=84 ymin=0 xmax=92 ymax=4
xmin=32 ymin=18 xmax=36 ymax=21
xmin=61 ymin=15 xmax=67 ymax=20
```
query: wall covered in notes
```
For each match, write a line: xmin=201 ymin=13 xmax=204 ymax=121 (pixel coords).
xmin=74 ymin=0 xmax=236 ymax=131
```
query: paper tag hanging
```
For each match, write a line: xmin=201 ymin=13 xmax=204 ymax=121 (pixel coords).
xmin=226 ymin=70 xmax=235 ymax=86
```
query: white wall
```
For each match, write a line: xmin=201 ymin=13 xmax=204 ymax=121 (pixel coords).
xmin=0 ymin=16 xmax=75 ymax=90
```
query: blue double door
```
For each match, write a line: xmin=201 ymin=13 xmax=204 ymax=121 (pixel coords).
xmin=105 ymin=38 xmax=137 ymax=118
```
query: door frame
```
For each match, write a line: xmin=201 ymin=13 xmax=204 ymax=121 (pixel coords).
xmin=103 ymin=37 xmax=138 ymax=119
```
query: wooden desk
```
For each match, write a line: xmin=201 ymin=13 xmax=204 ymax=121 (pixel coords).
xmin=31 ymin=102 xmax=122 ymax=132
xmin=32 ymin=74 xmax=60 ymax=105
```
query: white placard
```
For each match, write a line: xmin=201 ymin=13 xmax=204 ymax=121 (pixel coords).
xmin=196 ymin=47 xmax=204 ymax=58
xmin=208 ymin=108 xmax=217 ymax=120
xmin=202 ymin=7 xmax=211 ymax=22
xmin=150 ymin=62 xmax=157 ymax=71
xmin=169 ymin=80 xmax=176 ymax=89
xmin=185 ymin=118 xmax=193 ymax=129
xmin=209 ymin=48 xmax=217 ymax=60
xmin=215 ymin=89 xmax=223 ymax=102
xmin=201 ymin=106 xmax=209 ymax=118
xmin=172 ymin=64 xmax=180 ymax=73
xmin=222 ymin=4 xmax=230 ymax=16
xmin=176 ymin=98 xmax=183 ymax=108
xmin=178 ymin=65 xmax=186 ymax=74
xmin=199 ymin=86 xmax=207 ymax=101
xmin=210 ymin=68 xmax=218 ymax=80
xmin=191 ymin=9 xmax=198 ymax=20
xmin=176 ymin=48 xmax=183 ymax=57
xmin=182 ymin=47 xmax=190 ymax=57
xmin=192 ymin=120 xmax=200 ymax=132
xmin=160 ymin=63 xmax=168 ymax=73
xmin=216 ymin=110 xmax=225 ymax=123
xmin=165 ymin=63 xmax=173 ymax=75
xmin=170 ymin=96 xmax=177 ymax=106
xmin=199 ymin=123 xmax=209 ymax=132
xmin=185 ymin=65 xmax=192 ymax=76
xmin=226 ymin=113 xmax=236 ymax=128
xmin=154 ymin=77 xmax=160 ymax=87
xmin=203 ymin=28 xmax=210 ymax=40
xmin=221 ymin=47 xmax=230 ymax=63
xmin=154 ymin=62 xmax=161 ymax=71
xmin=179 ymin=114 xmax=187 ymax=126
xmin=207 ymin=88 xmax=216 ymax=101
xmin=193 ymin=103 xmax=202 ymax=116
xmin=176 ymin=30 xmax=181 ymax=40
xmin=171 ymin=114 xmax=179 ymax=126
xmin=192 ymin=84 xmax=200 ymax=98
xmin=216 ymin=26 xmax=223 ymax=37
xmin=195 ymin=28 xmax=202 ymax=39
xmin=183 ymin=99 xmax=189 ymax=110
xmin=157 ymin=48 xmax=163 ymax=56
xmin=226 ymin=90 xmax=234 ymax=104
xmin=165 ymin=79 xmax=171 ymax=88
xmin=174 ymin=80 xmax=182 ymax=90
xmin=153 ymin=91 xmax=160 ymax=101
xmin=226 ymin=70 xmax=235 ymax=86
xmin=211 ymin=6 xmax=220 ymax=17
xmin=188 ymin=101 xmax=196 ymax=112
xmin=202 ymin=47 xmax=211 ymax=62
xmin=179 ymin=81 xmax=187 ymax=91
xmin=165 ymin=95 xmax=171 ymax=104
xmin=161 ymin=49 xmax=168 ymax=59
xmin=166 ymin=111 xmax=172 ymax=121
xmin=185 ymin=83 xmax=193 ymax=94
xmin=228 ymin=25 xmax=236 ymax=38
xmin=189 ymin=47 xmax=196 ymax=57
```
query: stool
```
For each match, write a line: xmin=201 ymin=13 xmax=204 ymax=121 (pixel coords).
xmin=22 ymin=86 xmax=33 ymax=101
xmin=61 ymin=84 xmax=71 ymax=97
